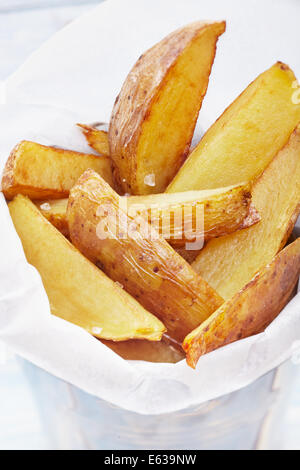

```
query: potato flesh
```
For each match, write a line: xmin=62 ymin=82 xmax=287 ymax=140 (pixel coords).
xmin=167 ymin=63 xmax=300 ymax=192
xmin=37 ymin=183 xmax=259 ymax=247
xmin=67 ymin=170 xmax=223 ymax=343
xmin=1 ymin=140 xmax=113 ymax=200
xmin=192 ymin=126 xmax=300 ymax=299
xmin=101 ymin=338 xmax=184 ymax=363
xmin=173 ymin=247 xmax=200 ymax=264
xmin=109 ymin=21 xmax=225 ymax=195
xmin=184 ymin=238 xmax=300 ymax=368
xmin=77 ymin=124 xmax=110 ymax=157
xmin=8 ymin=195 xmax=165 ymax=341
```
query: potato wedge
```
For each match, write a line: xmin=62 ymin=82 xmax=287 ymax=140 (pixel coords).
xmin=101 ymin=338 xmax=184 ymax=363
xmin=77 ymin=123 xmax=109 ymax=157
xmin=192 ymin=125 xmax=300 ymax=299
xmin=128 ymin=184 xmax=260 ymax=247
xmin=167 ymin=62 xmax=300 ymax=192
xmin=67 ymin=170 xmax=223 ymax=343
xmin=173 ymin=247 xmax=200 ymax=264
xmin=37 ymin=183 xmax=260 ymax=247
xmin=109 ymin=21 xmax=226 ymax=195
xmin=184 ymin=238 xmax=300 ymax=368
xmin=36 ymin=198 xmax=69 ymax=238
xmin=1 ymin=140 xmax=113 ymax=200
xmin=8 ymin=195 xmax=165 ymax=341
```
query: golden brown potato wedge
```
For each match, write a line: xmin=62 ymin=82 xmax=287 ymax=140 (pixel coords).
xmin=167 ymin=62 xmax=300 ymax=192
xmin=8 ymin=195 xmax=165 ymax=341
xmin=192 ymin=125 xmax=300 ymax=299
xmin=77 ymin=123 xmax=110 ymax=157
xmin=109 ymin=21 xmax=226 ymax=195
xmin=184 ymin=238 xmax=300 ymax=368
xmin=1 ymin=140 xmax=113 ymax=200
xmin=37 ymin=183 xmax=260 ymax=247
xmin=67 ymin=170 xmax=223 ymax=343
xmin=128 ymin=184 xmax=260 ymax=247
xmin=101 ymin=338 xmax=184 ymax=363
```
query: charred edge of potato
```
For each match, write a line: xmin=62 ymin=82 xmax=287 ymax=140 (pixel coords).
xmin=183 ymin=238 xmax=300 ymax=368
xmin=77 ymin=123 xmax=110 ymax=157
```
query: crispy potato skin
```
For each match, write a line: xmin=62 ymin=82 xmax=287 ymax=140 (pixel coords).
xmin=167 ymin=62 xmax=300 ymax=192
xmin=1 ymin=140 xmax=113 ymax=200
xmin=36 ymin=199 xmax=69 ymax=238
xmin=109 ymin=21 xmax=225 ymax=195
xmin=37 ymin=184 xmax=260 ymax=246
xmin=67 ymin=170 xmax=223 ymax=343
xmin=9 ymin=195 xmax=165 ymax=341
xmin=192 ymin=125 xmax=300 ymax=299
xmin=77 ymin=124 xmax=110 ymax=157
xmin=184 ymin=238 xmax=300 ymax=368
xmin=128 ymin=184 xmax=260 ymax=247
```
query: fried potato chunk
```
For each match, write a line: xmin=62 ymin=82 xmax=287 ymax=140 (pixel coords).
xmin=67 ymin=170 xmax=223 ymax=343
xmin=192 ymin=125 xmax=300 ymax=299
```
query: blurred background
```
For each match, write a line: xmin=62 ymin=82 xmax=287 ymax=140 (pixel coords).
xmin=0 ymin=0 xmax=300 ymax=450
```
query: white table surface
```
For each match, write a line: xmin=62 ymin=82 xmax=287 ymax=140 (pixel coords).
xmin=0 ymin=0 xmax=300 ymax=450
